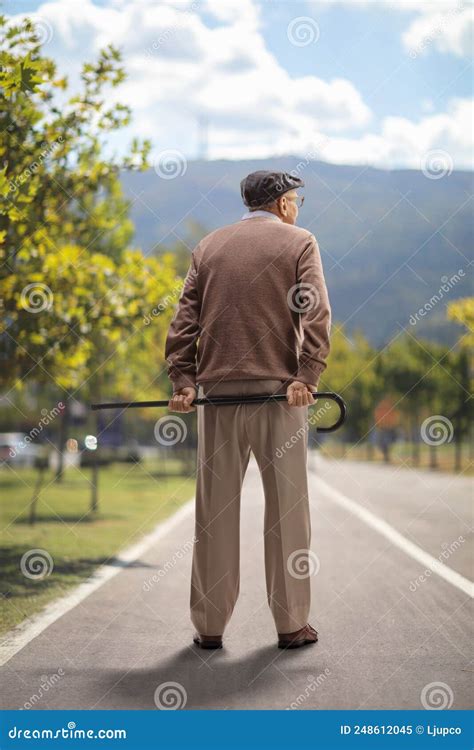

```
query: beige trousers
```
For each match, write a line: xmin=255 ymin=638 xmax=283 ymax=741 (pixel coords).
xmin=190 ymin=379 xmax=312 ymax=636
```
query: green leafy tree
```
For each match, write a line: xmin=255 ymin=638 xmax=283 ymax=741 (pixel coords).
xmin=0 ymin=17 xmax=178 ymax=509
xmin=447 ymin=298 xmax=474 ymax=469
xmin=318 ymin=324 xmax=380 ymax=454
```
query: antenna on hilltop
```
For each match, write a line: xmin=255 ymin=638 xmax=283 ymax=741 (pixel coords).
xmin=197 ymin=115 xmax=209 ymax=160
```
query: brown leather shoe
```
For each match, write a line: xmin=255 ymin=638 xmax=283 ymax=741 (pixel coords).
xmin=277 ymin=623 xmax=318 ymax=649
xmin=193 ymin=632 xmax=223 ymax=650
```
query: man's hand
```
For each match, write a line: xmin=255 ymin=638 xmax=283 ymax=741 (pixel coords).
xmin=168 ymin=387 xmax=197 ymax=413
xmin=286 ymin=381 xmax=317 ymax=407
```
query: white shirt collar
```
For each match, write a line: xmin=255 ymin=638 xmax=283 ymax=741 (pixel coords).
xmin=241 ymin=209 xmax=282 ymax=222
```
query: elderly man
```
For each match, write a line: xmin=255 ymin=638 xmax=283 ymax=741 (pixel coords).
xmin=165 ymin=170 xmax=331 ymax=650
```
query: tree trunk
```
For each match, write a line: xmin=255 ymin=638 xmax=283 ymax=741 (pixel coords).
xmin=29 ymin=464 xmax=46 ymax=524
xmin=411 ymin=415 xmax=420 ymax=466
xmin=90 ymin=404 xmax=100 ymax=513
xmin=54 ymin=395 xmax=70 ymax=483
xmin=454 ymin=438 xmax=462 ymax=472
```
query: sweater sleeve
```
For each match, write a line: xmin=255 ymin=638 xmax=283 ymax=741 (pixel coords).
xmin=164 ymin=253 xmax=200 ymax=391
xmin=294 ymin=234 xmax=332 ymax=388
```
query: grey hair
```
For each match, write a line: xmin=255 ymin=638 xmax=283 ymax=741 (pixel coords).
xmin=249 ymin=199 xmax=278 ymax=212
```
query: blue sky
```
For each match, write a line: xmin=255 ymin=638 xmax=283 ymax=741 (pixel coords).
xmin=4 ymin=0 xmax=473 ymax=169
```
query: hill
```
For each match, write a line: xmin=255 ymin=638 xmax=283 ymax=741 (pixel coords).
xmin=120 ymin=157 xmax=472 ymax=347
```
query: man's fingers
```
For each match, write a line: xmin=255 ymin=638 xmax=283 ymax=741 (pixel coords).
xmin=170 ymin=395 xmax=184 ymax=412
xmin=169 ymin=392 xmax=196 ymax=413
xmin=286 ymin=382 xmax=317 ymax=407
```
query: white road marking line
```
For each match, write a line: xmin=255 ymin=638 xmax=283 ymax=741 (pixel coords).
xmin=312 ymin=472 xmax=473 ymax=598
xmin=0 ymin=498 xmax=195 ymax=666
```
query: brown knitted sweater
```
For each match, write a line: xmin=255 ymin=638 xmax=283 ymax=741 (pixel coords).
xmin=165 ymin=214 xmax=332 ymax=391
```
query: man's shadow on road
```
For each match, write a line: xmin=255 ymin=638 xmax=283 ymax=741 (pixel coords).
xmin=94 ymin=642 xmax=325 ymax=709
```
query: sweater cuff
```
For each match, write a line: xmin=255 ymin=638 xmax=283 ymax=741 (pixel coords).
xmin=296 ymin=362 xmax=326 ymax=389
xmin=171 ymin=374 xmax=197 ymax=392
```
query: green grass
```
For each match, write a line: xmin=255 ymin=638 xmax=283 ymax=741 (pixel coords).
xmin=0 ymin=461 xmax=195 ymax=636
xmin=320 ymin=440 xmax=473 ymax=475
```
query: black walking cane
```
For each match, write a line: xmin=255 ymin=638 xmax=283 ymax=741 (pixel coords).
xmin=91 ymin=391 xmax=346 ymax=432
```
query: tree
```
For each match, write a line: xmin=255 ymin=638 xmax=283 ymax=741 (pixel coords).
xmin=319 ymin=324 xmax=380 ymax=455
xmin=0 ymin=16 xmax=179 ymax=509
xmin=447 ymin=298 xmax=474 ymax=470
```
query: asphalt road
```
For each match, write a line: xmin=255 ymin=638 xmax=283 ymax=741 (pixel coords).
xmin=1 ymin=454 xmax=472 ymax=710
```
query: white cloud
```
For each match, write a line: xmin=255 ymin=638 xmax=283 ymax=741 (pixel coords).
xmin=316 ymin=0 xmax=473 ymax=58
xmin=402 ymin=4 xmax=473 ymax=58
xmin=317 ymin=1 xmax=458 ymax=9
xmin=9 ymin=1 xmax=371 ymax=135
xmin=7 ymin=0 xmax=473 ymax=169
xmin=313 ymin=96 xmax=473 ymax=169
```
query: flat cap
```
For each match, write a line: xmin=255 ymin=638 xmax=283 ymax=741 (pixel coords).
xmin=240 ymin=170 xmax=304 ymax=208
